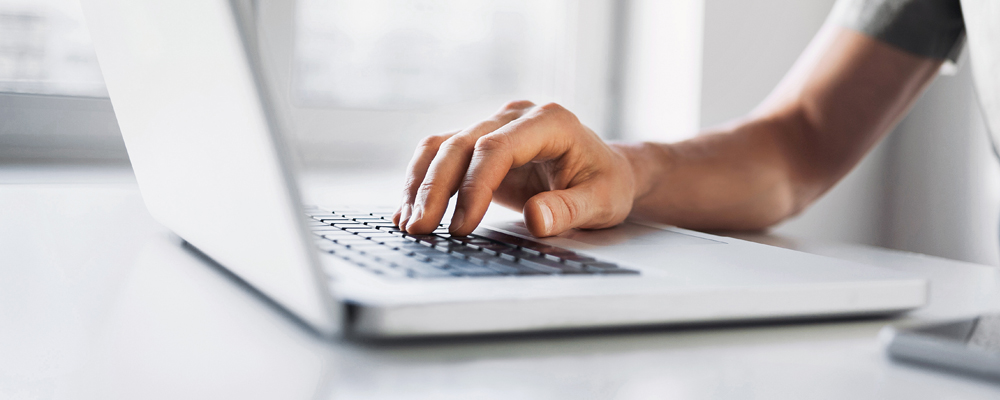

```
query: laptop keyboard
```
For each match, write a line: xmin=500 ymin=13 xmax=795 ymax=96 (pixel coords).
xmin=305 ymin=207 xmax=640 ymax=279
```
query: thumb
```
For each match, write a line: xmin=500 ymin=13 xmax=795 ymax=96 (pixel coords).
xmin=523 ymin=184 xmax=609 ymax=237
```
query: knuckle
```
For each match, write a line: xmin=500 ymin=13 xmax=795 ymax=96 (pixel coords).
xmin=501 ymin=100 xmax=535 ymax=111
xmin=600 ymin=200 xmax=630 ymax=227
xmin=474 ymin=133 xmax=510 ymax=153
xmin=538 ymin=102 xmax=578 ymax=123
xmin=416 ymin=179 xmax=438 ymax=195
xmin=442 ymin=133 xmax=476 ymax=150
xmin=403 ymin=175 xmax=421 ymax=190
xmin=403 ymin=174 xmax=428 ymax=193
xmin=595 ymin=202 xmax=617 ymax=224
xmin=459 ymin=179 xmax=491 ymax=197
xmin=539 ymin=102 xmax=565 ymax=113
xmin=416 ymin=134 xmax=448 ymax=151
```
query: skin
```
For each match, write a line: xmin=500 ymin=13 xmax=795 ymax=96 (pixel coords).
xmin=393 ymin=24 xmax=944 ymax=238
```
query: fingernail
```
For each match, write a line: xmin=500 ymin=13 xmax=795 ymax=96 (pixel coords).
xmin=399 ymin=203 xmax=411 ymax=228
xmin=407 ymin=205 xmax=424 ymax=230
xmin=450 ymin=208 xmax=465 ymax=233
xmin=538 ymin=203 xmax=553 ymax=234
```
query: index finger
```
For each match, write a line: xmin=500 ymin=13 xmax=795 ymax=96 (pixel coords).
xmin=403 ymin=101 xmax=536 ymax=234
xmin=449 ymin=103 xmax=579 ymax=236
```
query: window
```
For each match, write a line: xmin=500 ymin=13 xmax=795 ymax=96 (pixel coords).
xmin=0 ymin=0 xmax=704 ymax=166
xmin=294 ymin=0 xmax=573 ymax=110
xmin=0 ymin=0 xmax=122 ymax=163
xmin=0 ymin=0 xmax=106 ymax=97
xmin=257 ymin=0 xmax=622 ymax=167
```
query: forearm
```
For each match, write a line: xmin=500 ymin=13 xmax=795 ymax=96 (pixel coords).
xmin=613 ymin=116 xmax=804 ymax=231
xmin=614 ymin=26 xmax=942 ymax=231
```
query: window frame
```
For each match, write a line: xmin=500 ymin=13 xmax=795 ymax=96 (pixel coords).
xmin=0 ymin=92 xmax=125 ymax=162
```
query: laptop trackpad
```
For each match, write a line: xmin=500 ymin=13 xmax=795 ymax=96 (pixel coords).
xmin=495 ymin=220 xmax=723 ymax=249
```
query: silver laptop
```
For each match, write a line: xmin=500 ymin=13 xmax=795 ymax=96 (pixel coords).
xmin=80 ymin=0 xmax=927 ymax=338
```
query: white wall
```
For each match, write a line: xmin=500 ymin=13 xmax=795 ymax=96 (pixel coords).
xmin=700 ymin=0 xmax=835 ymax=128
xmin=882 ymin=58 xmax=1000 ymax=266
xmin=699 ymin=0 xmax=892 ymax=245
xmin=618 ymin=0 xmax=703 ymax=142
xmin=700 ymin=0 xmax=1000 ymax=266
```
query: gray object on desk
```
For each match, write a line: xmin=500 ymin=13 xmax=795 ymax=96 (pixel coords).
xmin=883 ymin=314 xmax=1000 ymax=380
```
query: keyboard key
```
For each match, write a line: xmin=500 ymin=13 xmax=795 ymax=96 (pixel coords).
xmin=323 ymin=234 xmax=363 ymax=241
xmin=416 ymin=236 xmax=450 ymax=247
xmin=308 ymin=212 xmax=342 ymax=218
xmin=352 ymin=217 xmax=386 ymax=222
xmin=432 ymin=242 xmax=459 ymax=252
xmin=356 ymin=231 xmax=397 ymax=239
xmin=318 ymin=228 xmax=352 ymax=234
xmin=309 ymin=210 xmax=638 ymax=279
xmin=337 ymin=240 xmax=382 ymax=253
xmin=364 ymin=221 xmax=397 ymax=227
xmin=341 ymin=224 xmax=376 ymax=229
xmin=560 ymin=254 xmax=598 ymax=267
xmin=511 ymin=257 xmax=561 ymax=274
xmin=446 ymin=235 xmax=484 ymax=244
xmin=318 ymin=229 xmax=355 ymax=235
xmin=518 ymin=247 xmax=542 ymax=256
xmin=407 ymin=253 xmax=432 ymax=262
xmin=328 ymin=238 xmax=371 ymax=245
xmin=519 ymin=243 xmax=564 ymax=254
xmin=480 ymin=259 xmax=520 ymax=274
xmin=315 ymin=240 xmax=341 ymax=252
xmin=486 ymin=258 xmax=547 ymax=275
xmin=404 ymin=263 xmax=455 ymax=278
xmin=448 ymin=263 xmax=504 ymax=277
xmin=409 ymin=234 xmax=442 ymax=241
xmin=449 ymin=248 xmax=495 ymax=265
xmin=474 ymin=242 xmax=515 ymax=255
xmin=317 ymin=216 xmax=350 ymax=221
xmin=471 ymin=229 xmax=535 ymax=248
xmin=372 ymin=237 xmax=409 ymax=247
xmin=518 ymin=256 xmax=585 ymax=274
xmin=374 ymin=253 xmax=425 ymax=268
xmin=366 ymin=265 xmax=409 ymax=279
xmin=396 ymin=243 xmax=431 ymax=253
xmin=497 ymin=248 xmax=537 ymax=261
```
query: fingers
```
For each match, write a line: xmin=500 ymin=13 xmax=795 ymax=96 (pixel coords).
xmin=449 ymin=103 xmax=582 ymax=236
xmin=394 ymin=132 xmax=456 ymax=228
xmin=404 ymin=101 xmax=536 ymax=233
xmin=523 ymin=183 xmax=622 ymax=237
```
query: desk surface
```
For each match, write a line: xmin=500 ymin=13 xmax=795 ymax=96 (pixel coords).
xmin=3 ymin=166 xmax=1000 ymax=399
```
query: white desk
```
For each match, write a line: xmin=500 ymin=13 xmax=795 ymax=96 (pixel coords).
xmin=3 ymin=166 xmax=1000 ymax=399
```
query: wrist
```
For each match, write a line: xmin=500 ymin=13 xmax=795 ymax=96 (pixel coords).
xmin=608 ymin=141 xmax=673 ymax=206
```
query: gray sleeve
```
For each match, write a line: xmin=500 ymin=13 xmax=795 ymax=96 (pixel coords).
xmin=831 ymin=0 xmax=966 ymax=62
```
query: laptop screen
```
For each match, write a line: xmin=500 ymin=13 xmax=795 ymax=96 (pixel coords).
xmin=80 ymin=0 xmax=340 ymax=335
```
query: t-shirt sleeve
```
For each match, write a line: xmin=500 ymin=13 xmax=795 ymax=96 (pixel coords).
xmin=830 ymin=0 xmax=966 ymax=62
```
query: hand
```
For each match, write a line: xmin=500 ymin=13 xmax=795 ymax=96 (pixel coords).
xmin=392 ymin=100 xmax=638 ymax=237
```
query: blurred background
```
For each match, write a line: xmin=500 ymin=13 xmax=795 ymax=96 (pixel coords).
xmin=1 ymin=0 xmax=996 ymax=266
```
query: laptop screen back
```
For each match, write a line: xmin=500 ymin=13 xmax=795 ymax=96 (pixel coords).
xmin=80 ymin=0 xmax=340 ymax=334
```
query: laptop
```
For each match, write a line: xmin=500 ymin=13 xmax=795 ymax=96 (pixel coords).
xmin=80 ymin=0 xmax=927 ymax=338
